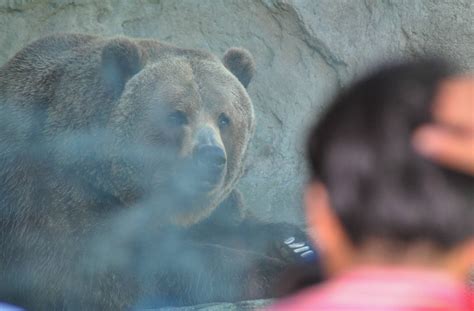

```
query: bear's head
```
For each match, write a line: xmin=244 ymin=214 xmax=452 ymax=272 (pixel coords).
xmin=100 ymin=38 xmax=256 ymax=225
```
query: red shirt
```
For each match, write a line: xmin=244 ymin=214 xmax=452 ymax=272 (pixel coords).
xmin=269 ymin=267 xmax=471 ymax=311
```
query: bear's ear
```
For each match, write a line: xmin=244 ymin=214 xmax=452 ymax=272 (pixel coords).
xmin=222 ymin=48 xmax=255 ymax=88
xmin=101 ymin=38 xmax=146 ymax=96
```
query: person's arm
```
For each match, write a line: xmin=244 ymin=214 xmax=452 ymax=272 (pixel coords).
xmin=413 ymin=77 xmax=474 ymax=175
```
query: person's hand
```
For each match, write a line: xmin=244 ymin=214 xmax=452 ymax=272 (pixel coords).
xmin=413 ymin=77 xmax=474 ymax=175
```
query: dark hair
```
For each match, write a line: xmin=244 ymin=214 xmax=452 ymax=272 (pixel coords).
xmin=307 ymin=59 xmax=473 ymax=249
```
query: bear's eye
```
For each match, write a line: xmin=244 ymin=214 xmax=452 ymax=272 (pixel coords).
xmin=167 ymin=111 xmax=188 ymax=127
xmin=218 ymin=113 xmax=231 ymax=129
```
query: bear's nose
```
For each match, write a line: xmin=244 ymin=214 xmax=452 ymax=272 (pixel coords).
xmin=194 ymin=145 xmax=226 ymax=169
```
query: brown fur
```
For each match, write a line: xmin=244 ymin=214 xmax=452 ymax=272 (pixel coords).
xmin=0 ymin=34 xmax=308 ymax=309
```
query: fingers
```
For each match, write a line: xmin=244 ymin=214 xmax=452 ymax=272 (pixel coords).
xmin=432 ymin=77 xmax=474 ymax=130
xmin=413 ymin=125 xmax=474 ymax=175
xmin=413 ymin=76 xmax=474 ymax=175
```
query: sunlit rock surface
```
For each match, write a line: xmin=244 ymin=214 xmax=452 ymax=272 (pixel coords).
xmin=1 ymin=0 xmax=472 ymax=224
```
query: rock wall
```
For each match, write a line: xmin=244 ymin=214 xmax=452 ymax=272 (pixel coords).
xmin=157 ymin=299 xmax=273 ymax=311
xmin=1 ymin=0 xmax=472 ymax=224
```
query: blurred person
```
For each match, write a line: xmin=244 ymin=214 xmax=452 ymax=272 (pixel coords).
xmin=270 ymin=60 xmax=473 ymax=310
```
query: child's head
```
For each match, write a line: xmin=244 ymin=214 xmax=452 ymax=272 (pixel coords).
xmin=304 ymin=60 xmax=474 ymax=278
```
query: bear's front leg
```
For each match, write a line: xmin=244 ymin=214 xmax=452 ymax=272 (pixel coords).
xmin=188 ymin=190 xmax=324 ymax=298
xmin=192 ymin=189 xmax=319 ymax=265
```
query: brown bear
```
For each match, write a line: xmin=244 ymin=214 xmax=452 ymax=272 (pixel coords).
xmin=0 ymin=34 xmax=318 ymax=310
